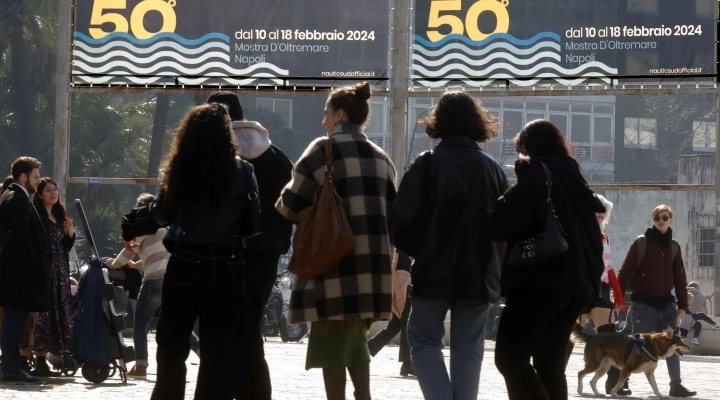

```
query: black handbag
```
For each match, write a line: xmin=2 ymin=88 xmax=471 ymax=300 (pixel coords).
xmin=394 ymin=151 xmax=433 ymax=258
xmin=238 ymin=158 xmax=263 ymax=239
xmin=506 ymin=162 xmax=569 ymax=266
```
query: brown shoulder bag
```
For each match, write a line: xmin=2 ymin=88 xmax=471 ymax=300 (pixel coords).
xmin=288 ymin=138 xmax=356 ymax=279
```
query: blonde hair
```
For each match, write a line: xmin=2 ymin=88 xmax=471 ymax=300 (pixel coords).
xmin=596 ymin=194 xmax=613 ymax=227
xmin=652 ymin=204 xmax=673 ymax=219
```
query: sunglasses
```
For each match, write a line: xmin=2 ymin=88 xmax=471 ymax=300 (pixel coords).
xmin=653 ymin=215 xmax=670 ymax=222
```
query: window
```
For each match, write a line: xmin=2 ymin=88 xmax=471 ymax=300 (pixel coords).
xmin=502 ymin=110 xmax=523 ymax=143
xmin=366 ymin=103 xmax=386 ymax=135
xmin=696 ymin=215 xmax=715 ymax=269
xmin=594 ymin=117 xmax=612 ymax=143
xmin=549 ymin=114 xmax=568 ymax=136
xmin=692 ymin=120 xmax=716 ymax=152
xmin=255 ymin=98 xmax=293 ymax=128
xmin=624 ymin=117 xmax=657 ymax=149
xmin=571 ymin=114 xmax=591 ymax=143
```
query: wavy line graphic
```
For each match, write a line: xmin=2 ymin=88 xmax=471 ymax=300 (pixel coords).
xmin=73 ymin=31 xmax=230 ymax=46
xmin=413 ymin=41 xmax=560 ymax=57
xmin=73 ymin=40 xmax=229 ymax=55
xmin=413 ymin=32 xmax=560 ymax=48
xmin=414 ymin=72 xmax=612 ymax=88
xmin=412 ymin=61 xmax=618 ymax=78
xmin=413 ymin=51 xmax=559 ymax=68
xmin=73 ymin=60 xmax=289 ymax=76
xmin=73 ymin=50 xmax=229 ymax=64
xmin=74 ymin=74 xmax=283 ymax=85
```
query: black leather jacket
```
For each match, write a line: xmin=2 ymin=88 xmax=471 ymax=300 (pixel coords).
xmin=391 ymin=136 xmax=509 ymax=302
xmin=122 ymin=163 xmax=256 ymax=249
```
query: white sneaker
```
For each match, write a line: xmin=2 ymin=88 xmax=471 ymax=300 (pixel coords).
xmin=691 ymin=338 xmax=700 ymax=346
xmin=714 ymin=322 xmax=720 ymax=329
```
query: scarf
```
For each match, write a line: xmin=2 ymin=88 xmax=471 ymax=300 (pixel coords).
xmin=645 ymin=226 xmax=672 ymax=248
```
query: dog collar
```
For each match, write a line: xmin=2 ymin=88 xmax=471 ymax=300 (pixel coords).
xmin=625 ymin=335 xmax=659 ymax=363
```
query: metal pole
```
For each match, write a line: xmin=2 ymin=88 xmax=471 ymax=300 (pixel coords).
xmin=54 ymin=0 xmax=72 ymax=203
xmin=714 ymin=88 xmax=720 ymax=316
xmin=389 ymin=0 xmax=410 ymax=179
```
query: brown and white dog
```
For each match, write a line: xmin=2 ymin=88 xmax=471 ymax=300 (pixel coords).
xmin=571 ymin=324 xmax=689 ymax=398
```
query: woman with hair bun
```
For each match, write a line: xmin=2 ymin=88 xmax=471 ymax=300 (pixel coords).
xmin=277 ymin=82 xmax=397 ymax=400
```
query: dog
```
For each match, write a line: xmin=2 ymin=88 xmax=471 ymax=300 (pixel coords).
xmin=571 ymin=324 xmax=689 ymax=398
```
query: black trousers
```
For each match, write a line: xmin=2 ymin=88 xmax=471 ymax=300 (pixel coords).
xmin=151 ymin=247 xmax=244 ymax=400
xmin=232 ymin=252 xmax=280 ymax=400
xmin=495 ymin=288 xmax=583 ymax=400
xmin=367 ymin=293 xmax=411 ymax=363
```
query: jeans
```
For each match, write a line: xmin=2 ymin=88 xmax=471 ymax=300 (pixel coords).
xmin=495 ymin=289 xmax=583 ymax=400
xmin=0 ymin=308 xmax=29 ymax=373
xmin=232 ymin=252 xmax=280 ymax=400
xmin=133 ymin=278 xmax=200 ymax=365
xmin=630 ymin=302 xmax=681 ymax=384
xmin=368 ymin=293 xmax=411 ymax=363
xmin=407 ymin=296 xmax=489 ymax=400
xmin=151 ymin=246 xmax=244 ymax=400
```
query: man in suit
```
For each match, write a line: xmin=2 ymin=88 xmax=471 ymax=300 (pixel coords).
xmin=0 ymin=157 xmax=49 ymax=382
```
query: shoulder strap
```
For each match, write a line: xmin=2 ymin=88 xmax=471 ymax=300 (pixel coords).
xmin=324 ymin=137 xmax=333 ymax=166
xmin=636 ymin=235 xmax=646 ymax=269
xmin=536 ymin=162 xmax=552 ymax=202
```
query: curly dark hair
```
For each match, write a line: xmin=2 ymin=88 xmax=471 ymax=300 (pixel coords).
xmin=514 ymin=119 xmax=570 ymax=157
xmin=420 ymin=92 xmax=497 ymax=142
xmin=161 ymin=104 xmax=238 ymax=211
xmin=34 ymin=177 xmax=67 ymax=221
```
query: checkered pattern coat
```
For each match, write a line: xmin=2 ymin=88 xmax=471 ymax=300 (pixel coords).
xmin=276 ymin=123 xmax=397 ymax=324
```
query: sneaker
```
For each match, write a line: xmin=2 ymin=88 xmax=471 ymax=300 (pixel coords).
xmin=126 ymin=364 xmax=147 ymax=380
xmin=669 ymin=382 xmax=697 ymax=397
xmin=691 ymin=338 xmax=700 ymax=346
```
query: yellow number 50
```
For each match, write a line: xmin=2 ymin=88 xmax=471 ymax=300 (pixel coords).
xmin=427 ymin=0 xmax=510 ymax=42
xmin=89 ymin=0 xmax=177 ymax=40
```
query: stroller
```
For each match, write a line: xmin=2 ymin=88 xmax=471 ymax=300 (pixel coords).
xmin=70 ymin=199 xmax=135 ymax=383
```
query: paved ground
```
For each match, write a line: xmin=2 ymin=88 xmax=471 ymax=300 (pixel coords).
xmin=1 ymin=334 xmax=719 ymax=399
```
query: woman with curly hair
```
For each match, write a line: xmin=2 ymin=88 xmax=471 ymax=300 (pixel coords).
xmin=122 ymin=103 xmax=259 ymax=400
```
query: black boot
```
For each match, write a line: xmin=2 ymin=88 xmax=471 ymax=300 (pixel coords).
xmin=399 ymin=361 xmax=415 ymax=377
xmin=669 ymin=381 xmax=697 ymax=397
xmin=29 ymin=356 xmax=61 ymax=378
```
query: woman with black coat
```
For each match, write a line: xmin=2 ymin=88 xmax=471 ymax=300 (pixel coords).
xmin=490 ymin=120 xmax=605 ymax=400
xmin=121 ymin=103 xmax=260 ymax=400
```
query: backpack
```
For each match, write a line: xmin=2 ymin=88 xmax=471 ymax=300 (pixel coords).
xmin=625 ymin=234 xmax=679 ymax=294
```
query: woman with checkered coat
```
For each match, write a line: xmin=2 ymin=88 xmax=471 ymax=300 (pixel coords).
xmin=276 ymin=82 xmax=397 ymax=400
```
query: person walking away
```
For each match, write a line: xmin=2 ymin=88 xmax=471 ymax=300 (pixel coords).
xmin=489 ymin=120 xmax=606 ymax=400
xmin=0 ymin=157 xmax=50 ymax=383
xmin=206 ymin=91 xmax=293 ymax=400
xmin=105 ymin=193 xmax=200 ymax=379
xmin=276 ymin=82 xmax=397 ymax=400
xmin=122 ymin=104 xmax=260 ymax=400
xmin=391 ymin=92 xmax=508 ymax=400
xmin=617 ymin=204 xmax=696 ymax=397
xmin=367 ymin=251 xmax=414 ymax=376
xmin=31 ymin=178 xmax=76 ymax=377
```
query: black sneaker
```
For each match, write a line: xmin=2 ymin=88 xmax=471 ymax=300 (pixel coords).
xmin=669 ymin=382 xmax=697 ymax=397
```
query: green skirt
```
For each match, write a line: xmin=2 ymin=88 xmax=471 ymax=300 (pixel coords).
xmin=305 ymin=319 xmax=372 ymax=370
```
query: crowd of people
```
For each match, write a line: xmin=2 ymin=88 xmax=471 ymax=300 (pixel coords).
xmin=0 ymin=83 xmax=705 ymax=400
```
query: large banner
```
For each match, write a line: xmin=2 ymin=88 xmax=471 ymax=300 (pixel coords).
xmin=413 ymin=0 xmax=716 ymax=87
xmin=72 ymin=0 xmax=389 ymax=86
